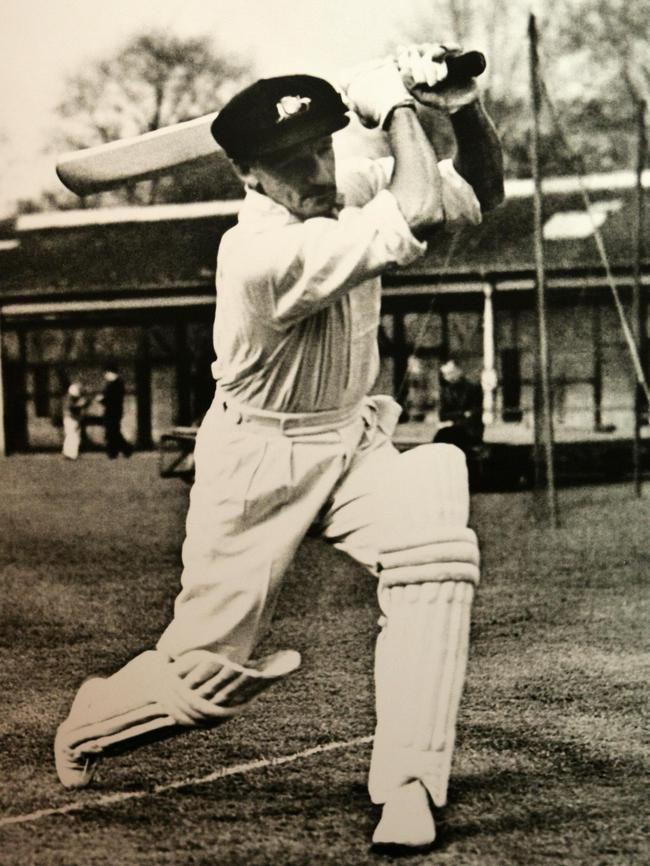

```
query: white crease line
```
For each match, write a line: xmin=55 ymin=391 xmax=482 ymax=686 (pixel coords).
xmin=0 ymin=735 xmax=373 ymax=827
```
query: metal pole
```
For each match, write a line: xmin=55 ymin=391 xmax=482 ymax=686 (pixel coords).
xmin=632 ymin=97 xmax=647 ymax=496
xmin=481 ymin=282 xmax=497 ymax=425
xmin=528 ymin=13 xmax=559 ymax=526
xmin=592 ymin=302 xmax=603 ymax=431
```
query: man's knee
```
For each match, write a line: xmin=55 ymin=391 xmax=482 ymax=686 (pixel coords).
xmin=376 ymin=444 xmax=471 ymax=553
xmin=375 ymin=442 xmax=479 ymax=600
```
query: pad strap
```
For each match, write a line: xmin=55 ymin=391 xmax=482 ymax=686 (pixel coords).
xmin=378 ymin=529 xmax=480 ymax=588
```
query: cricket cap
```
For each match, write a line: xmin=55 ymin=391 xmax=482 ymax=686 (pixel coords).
xmin=211 ymin=75 xmax=349 ymax=162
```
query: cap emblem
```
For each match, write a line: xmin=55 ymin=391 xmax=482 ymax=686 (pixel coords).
xmin=276 ymin=95 xmax=312 ymax=123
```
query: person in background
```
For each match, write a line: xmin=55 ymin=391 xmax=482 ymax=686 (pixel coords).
xmin=434 ymin=359 xmax=484 ymax=487
xmin=99 ymin=364 xmax=133 ymax=459
xmin=61 ymin=382 xmax=89 ymax=460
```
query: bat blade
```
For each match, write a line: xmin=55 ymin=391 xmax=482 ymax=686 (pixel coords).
xmin=56 ymin=111 xmax=220 ymax=195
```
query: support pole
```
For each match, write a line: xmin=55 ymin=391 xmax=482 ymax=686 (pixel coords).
xmin=174 ymin=321 xmax=192 ymax=426
xmin=592 ymin=302 xmax=603 ymax=431
xmin=632 ymin=97 xmax=647 ymax=496
xmin=528 ymin=13 xmax=559 ymax=526
xmin=481 ymin=282 xmax=497 ymax=425
xmin=135 ymin=327 xmax=153 ymax=450
xmin=16 ymin=328 xmax=29 ymax=452
xmin=393 ymin=311 xmax=408 ymax=408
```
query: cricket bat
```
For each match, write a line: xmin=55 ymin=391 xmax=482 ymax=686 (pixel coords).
xmin=56 ymin=51 xmax=486 ymax=196
xmin=56 ymin=111 xmax=220 ymax=196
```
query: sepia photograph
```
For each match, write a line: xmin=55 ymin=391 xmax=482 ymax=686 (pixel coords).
xmin=0 ymin=1 xmax=648 ymax=863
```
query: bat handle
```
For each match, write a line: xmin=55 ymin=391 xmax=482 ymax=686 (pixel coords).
xmin=430 ymin=50 xmax=486 ymax=90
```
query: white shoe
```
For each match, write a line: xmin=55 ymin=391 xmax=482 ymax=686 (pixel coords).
xmin=54 ymin=678 xmax=104 ymax=788
xmin=372 ymin=779 xmax=436 ymax=848
xmin=54 ymin=730 xmax=99 ymax=788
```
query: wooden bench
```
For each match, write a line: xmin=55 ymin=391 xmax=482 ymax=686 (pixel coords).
xmin=158 ymin=426 xmax=198 ymax=482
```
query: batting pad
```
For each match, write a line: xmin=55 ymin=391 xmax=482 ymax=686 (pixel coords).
xmin=55 ymin=648 xmax=301 ymax=788
xmin=368 ymin=580 xmax=474 ymax=807
xmin=379 ymin=445 xmax=470 ymax=546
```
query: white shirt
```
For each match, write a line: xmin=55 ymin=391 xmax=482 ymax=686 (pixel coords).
xmin=211 ymin=157 xmax=481 ymax=413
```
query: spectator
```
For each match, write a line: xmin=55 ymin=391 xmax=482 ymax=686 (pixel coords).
xmin=434 ymin=359 xmax=484 ymax=455
xmin=61 ymin=382 xmax=89 ymax=460
xmin=99 ymin=364 xmax=133 ymax=459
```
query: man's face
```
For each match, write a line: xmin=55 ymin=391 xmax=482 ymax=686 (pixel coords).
xmin=245 ymin=134 xmax=339 ymax=220
xmin=441 ymin=364 xmax=463 ymax=384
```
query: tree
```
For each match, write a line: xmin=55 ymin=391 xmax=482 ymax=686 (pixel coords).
xmin=50 ymin=30 xmax=252 ymax=207
xmin=529 ymin=0 xmax=649 ymax=175
xmin=553 ymin=0 xmax=650 ymax=102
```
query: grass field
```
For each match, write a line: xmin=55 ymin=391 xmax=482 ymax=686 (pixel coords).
xmin=0 ymin=453 xmax=648 ymax=866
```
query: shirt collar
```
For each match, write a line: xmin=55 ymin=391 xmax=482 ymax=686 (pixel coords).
xmin=237 ymin=185 xmax=344 ymax=228
xmin=237 ymin=186 xmax=301 ymax=228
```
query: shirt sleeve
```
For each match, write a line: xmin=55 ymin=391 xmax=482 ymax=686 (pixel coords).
xmin=340 ymin=155 xmax=482 ymax=227
xmin=438 ymin=158 xmax=482 ymax=227
xmin=335 ymin=156 xmax=394 ymax=207
xmin=252 ymin=189 xmax=427 ymax=326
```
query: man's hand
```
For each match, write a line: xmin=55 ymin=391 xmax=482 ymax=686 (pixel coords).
xmin=339 ymin=58 xmax=415 ymax=129
xmin=397 ymin=43 xmax=479 ymax=114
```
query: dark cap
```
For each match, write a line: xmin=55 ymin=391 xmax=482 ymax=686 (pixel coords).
xmin=211 ymin=74 xmax=349 ymax=162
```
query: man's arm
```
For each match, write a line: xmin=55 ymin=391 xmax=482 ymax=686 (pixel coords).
xmin=450 ymin=102 xmax=504 ymax=212
xmin=385 ymin=106 xmax=444 ymax=232
xmin=339 ymin=58 xmax=446 ymax=233
xmin=400 ymin=44 xmax=505 ymax=213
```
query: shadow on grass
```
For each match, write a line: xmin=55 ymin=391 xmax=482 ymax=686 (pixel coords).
xmin=432 ymin=720 xmax=646 ymax=852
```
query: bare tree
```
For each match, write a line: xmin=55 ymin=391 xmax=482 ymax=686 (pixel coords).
xmin=529 ymin=0 xmax=648 ymax=176
xmin=57 ymin=31 xmax=249 ymax=147
xmin=553 ymin=0 xmax=650 ymax=103
xmin=49 ymin=30 xmax=252 ymax=206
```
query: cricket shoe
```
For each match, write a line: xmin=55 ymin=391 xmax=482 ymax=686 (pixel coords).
xmin=54 ymin=677 xmax=105 ymax=788
xmin=371 ymin=779 xmax=436 ymax=849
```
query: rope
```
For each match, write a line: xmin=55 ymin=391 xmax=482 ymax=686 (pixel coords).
xmin=537 ymin=75 xmax=650 ymax=406
xmin=394 ymin=223 xmax=482 ymax=401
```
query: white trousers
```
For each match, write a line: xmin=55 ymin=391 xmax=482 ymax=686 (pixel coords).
xmin=157 ymin=393 xmax=403 ymax=663
xmin=155 ymin=392 xmax=477 ymax=804
xmin=62 ymin=416 xmax=81 ymax=460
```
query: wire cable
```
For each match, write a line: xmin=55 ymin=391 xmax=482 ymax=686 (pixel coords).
xmin=394 ymin=219 xmax=491 ymax=402
xmin=538 ymin=74 xmax=650 ymax=406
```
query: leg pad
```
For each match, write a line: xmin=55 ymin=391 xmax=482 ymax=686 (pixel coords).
xmin=369 ymin=580 xmax=474 ymax=807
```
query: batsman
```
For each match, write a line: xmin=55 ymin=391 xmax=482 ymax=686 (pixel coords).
xmin=55 ymin=42 xmax=504 ymax=850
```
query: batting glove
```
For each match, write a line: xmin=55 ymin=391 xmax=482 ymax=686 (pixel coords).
xmin=397 ymin=42 xmax=479 ymax=114
xmin=339 ymin=57 xmax=416 ymax=129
